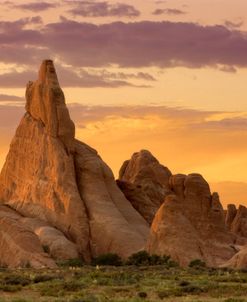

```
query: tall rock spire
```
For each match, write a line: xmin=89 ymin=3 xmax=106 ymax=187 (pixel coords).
xmin=0 ymin=60 xmax=149 ymax=268
xmin=25 ymin=60 xmax=75 ymax=152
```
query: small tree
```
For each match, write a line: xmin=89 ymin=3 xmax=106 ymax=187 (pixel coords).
xmin=92 ymin=253 xmax=122 ymax=266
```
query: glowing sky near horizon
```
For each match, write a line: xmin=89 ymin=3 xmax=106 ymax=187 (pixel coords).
xmin=1 ymin=0 xmax=247 ymax=205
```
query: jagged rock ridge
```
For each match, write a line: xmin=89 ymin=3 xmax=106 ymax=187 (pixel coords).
xmin=0 ymin=60 xmax=149 ymax=268
xmin=117 ymin=151 xmax=247 ymax=268
xmin=117 ymin=150 xmax=172 ymax=224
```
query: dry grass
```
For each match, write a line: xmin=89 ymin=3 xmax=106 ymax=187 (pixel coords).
xmin=0 ymin=265 xmax=247 ymax=302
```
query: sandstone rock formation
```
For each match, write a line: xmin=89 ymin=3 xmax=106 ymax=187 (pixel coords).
xmin=227 ymin=205 xmax=247 ymax=238
xmin=221 ymin=245 xmax=247 ymax=269
xmin=225 ymin=204 xmax=237 ymax=229
xmin=147 ymin=173 xmax=238 ymax=267
xmin=117 ymin=150 xmax=172 ymax=224
xmin=0 ymin=60 xmax=149 ymax=268
xmin=0 ymin=205 xmax=57 ymax=268
xmin=116 ymin=149 xmax=247 ymax=268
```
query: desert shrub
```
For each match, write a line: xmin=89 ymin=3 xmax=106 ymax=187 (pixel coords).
xmin=181 ymin=284 xmax=204 ymax=294
xmin=38 ymin=280 xmax=65 ymax=297
xmin=3 ymin=274 xmax=31 ymax=286
xmin=138 ymin=291 xmax=147 ymax=298
xmin=11 ymin=299 xmax=30 ymax=302
xmin=0 ymin=284 xmax=22 ymax=292
xmin=179 ymin=280 xmax=190 ymax=287
xmin=63 ymin=280 xmax=83 ymax=292
xmin=57 ymin=258 xmax=84 ymax=267
xmin=224 ymin=299 xmax=246 ymax=302
xmin=33 ymin=274 xmax=59 ymax=283
xmin=71 ymin=295 xmax=99 ymax=302
xmin=189 ymin=259 xmax=206 ymax=268
xmin=126 ymin=251 xmax=177 ymax=267
xmin=92 ymin=253 xmax=122 ymax=266
xmin=126 ymin=251 xmax=150 ymax=266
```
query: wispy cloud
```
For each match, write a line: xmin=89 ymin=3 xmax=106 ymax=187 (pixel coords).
xmin=0 ymin=65 xmax=153 ymax=88
xmin=67 ymin=1 xmax=140 ymax=18
xmin=152 ymin=8 xmax=186 ymax=16
xmin=0 ymin=94 xmax=24 ymax=102
xmin=10 ymin=1 xmax=58 ymax=12
xmin=224 ymin=20 xmax=244 ymax=29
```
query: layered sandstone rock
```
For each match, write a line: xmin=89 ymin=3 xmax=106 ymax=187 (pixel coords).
xmin=225 ymin=204 xmax=237 ymax=229
xmin=228 ymin=205 xmax=247 ymax=238
xmin=117 ymin=150 xmax=172 ymax=224
xmin=147 ymin=173 xmax=237 ymax=267
xmin=0 ymin=205 xmax=56 ymax=268
xmin=74 ymin=140 xmax=149 ymax=258
xmin=221 ymin=245 xmax=247 ymax=269
xmin=0 ymin=60 xmax=149 ymax=267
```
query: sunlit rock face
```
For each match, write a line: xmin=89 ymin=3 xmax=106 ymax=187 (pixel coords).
xmin=0 ymin=60 xmax=149 ymax=268
xmin=117 ymin=151 xmax=247 ymax=268
xmin=222 ymin=205 xmax=247 ymax=269
xmin=117 ymin=150 xmax=172 ymax=224
xmin=117 ymin=151 xmax=237 ymax=267
xmin=147 ymin=174 xmax=238 ymax=267
xmin=117 ymin=149 xmax=247 ymax=269
xmin=227 ymin=205 xmax=247 ymax=238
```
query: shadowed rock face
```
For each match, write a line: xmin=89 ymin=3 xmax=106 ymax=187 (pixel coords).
xmin=225 ymin=204 xmax=237 ymax=229
xmin=0 ymin=60 xmax=149 ymax=268
xmin=147 ymin=173 xmax=237 ymax=267
xmin=228 ymin=205 xmax=247 ymax=238
xmin=117 ymin=150 xmax=172 ymax=224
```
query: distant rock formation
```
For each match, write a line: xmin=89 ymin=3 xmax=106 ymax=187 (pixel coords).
xmin=226 ymin=205 xmax=247 ymax=238
xmin=147 ymin=173 xmax=237 ymax=267
xmin=117 ymin=150 xmax=172 ymax=224
xmin=117 ymin=149 xmax=247 ymax=268
xmin=225 ymin=204 xmax=238 ymax=229
xmin=219 ymin=205 xmax=247 ymax=269
xmin=0 ymin=60 xmax=149 ymax=268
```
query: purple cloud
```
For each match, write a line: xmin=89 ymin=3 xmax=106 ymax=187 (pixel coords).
xmin=1 ymin=18 xmax=247 ymax=71
xmin=153 ymin=8 xmax=186 ymax=16
xmin=67 ymin=1 xmax=140 ymax=18
xmin=42 ymin=19 xmax=247 ymax=68
xmin=13 ymin=1 xmax=58 ymax=12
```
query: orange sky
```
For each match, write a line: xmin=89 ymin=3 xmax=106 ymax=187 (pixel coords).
xmin=0 ymin=0 xmax=247 ymax=206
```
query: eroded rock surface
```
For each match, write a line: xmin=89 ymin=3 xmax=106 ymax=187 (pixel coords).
xmin=228 ymin=205 xmax=247 ymax=238
xmin=147 ymin=174 xmax=237 ymax=267
xmin=0 ymin=205 xmax=57 ymax=268
xmin=117 ymin=150 xmax=172 ymax=224
xmin=0 ymin=60 xmax=149 ymax=267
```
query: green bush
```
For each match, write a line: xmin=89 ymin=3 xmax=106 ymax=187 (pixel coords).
xmin=57 ymin=258 xmax=84 ymax=267
xmin=189 ymin=259 xmax=206 ymax=268
xmin=126 ymin=251 xmax=151 ymax=266
xmin=3 ymin=275 xmax=31 ymax=286
xmin=33 ymin=274 xmax=59 ymax=283
xmin=92 ymin=253 xmax=122 ymax=266
xmin=126 ymin=251 xmax=177 ymax=267
xmin=224 ymin=299 xmax=246 ymax=302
